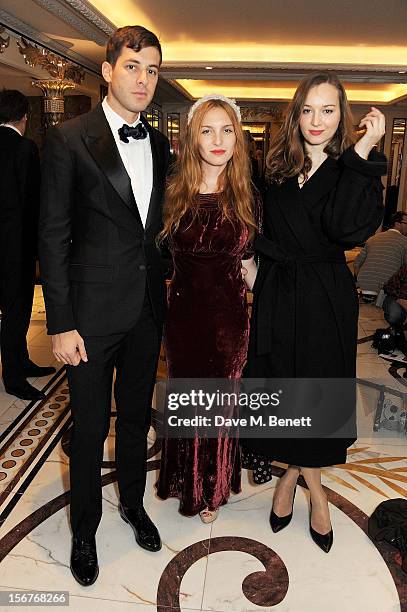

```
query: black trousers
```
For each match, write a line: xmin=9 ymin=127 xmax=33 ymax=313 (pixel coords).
xmin=0 ymin=260 xmax=36 ymax=386
xmin=67 ymin=293 xmax=161 ymax=538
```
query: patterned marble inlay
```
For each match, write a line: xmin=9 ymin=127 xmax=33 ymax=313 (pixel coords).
xmin=0 ymin=294 xmax=405 ymax=611
xmin=0 ymin=375 xmax=69 ymax=507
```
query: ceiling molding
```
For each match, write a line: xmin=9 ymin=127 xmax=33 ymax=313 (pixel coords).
xmin=62 ymin=0 xmax=115 ymax=35
xmin=167 ymin=79 xmax=194 ymax=101
xmin=161 ymin=62 xmax=407 ymax=78
xmin=32 ymin=0 xmax=113 ymax=45
xmin=154 ymin=76 xmax=190 ymax=104
xmin=162 ymin=68 xmax=407 ymax=84
xmin=0 ymin=9 xmax=100 ymax=73
xmin=0 ymin=9 xmax=44 ymax=41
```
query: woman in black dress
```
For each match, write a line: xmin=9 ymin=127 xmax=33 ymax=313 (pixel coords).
xmin=243 ymin=73 xmax=386 ymax=552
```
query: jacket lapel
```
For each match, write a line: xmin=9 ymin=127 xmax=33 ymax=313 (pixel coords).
xmin=275 ymin=178 xmax=319 ymax=254
xmin=142 ymin=115 xmax=162 ymax=231
xmin=275 ymin=157 xmax=340 ymax=255
xmin=83 ymin=103 xmax=143 ymax=226
xmin=299 ymin=156 xmax=339 ymax=210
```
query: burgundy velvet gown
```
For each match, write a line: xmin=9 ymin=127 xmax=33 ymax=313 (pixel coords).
xmin=156 ymin=192 xmax=253 ymax=515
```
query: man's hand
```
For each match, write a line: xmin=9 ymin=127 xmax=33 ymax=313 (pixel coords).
xmin=51 ymin=330 xmax=88 ymax=366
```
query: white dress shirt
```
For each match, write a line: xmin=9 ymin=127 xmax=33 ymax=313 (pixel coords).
xmin=102 ymin=98 xmax=153 ymax=227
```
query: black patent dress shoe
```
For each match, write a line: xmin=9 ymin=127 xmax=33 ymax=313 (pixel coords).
xmin=269 ymin=486 xmax=297 ymax=533
xmin=70 ymin=537 xmax=99 ymax=586
xmin=119 ymin=502 xmax=162 ymax=552
xmin=4 ymin=381 xmax=46 ymax=401
xmin=309 ymin=501 xmax=333 ymax=553
xmin=24 ymin=363 xmax=56 ymax=378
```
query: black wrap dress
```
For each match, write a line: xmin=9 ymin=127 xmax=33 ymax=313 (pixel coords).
xmin=243 ymin=147 xmax=387 ymax=468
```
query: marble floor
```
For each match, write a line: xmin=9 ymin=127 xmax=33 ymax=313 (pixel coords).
xmin=0 ymin=289 xmax=406 ymax=611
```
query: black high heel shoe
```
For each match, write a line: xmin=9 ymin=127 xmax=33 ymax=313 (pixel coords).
xmin=309 ymin=500 xmax=333 ymax=553
xmin=269 ymin=485 xmax=297 ymax=533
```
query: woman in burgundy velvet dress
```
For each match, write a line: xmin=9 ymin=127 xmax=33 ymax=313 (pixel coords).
xmin=155 ymin=95 xmax=259 ymax=522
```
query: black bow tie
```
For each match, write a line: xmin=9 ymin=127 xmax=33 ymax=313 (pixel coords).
xmin=118 ymin=122 xmax=148 ymax=143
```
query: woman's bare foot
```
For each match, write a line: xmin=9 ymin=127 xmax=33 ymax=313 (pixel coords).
xmin=199 ymin=508 xmax=219 ymax=523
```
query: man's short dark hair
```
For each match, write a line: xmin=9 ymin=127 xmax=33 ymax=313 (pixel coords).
xmin=106 ymin=25 xmax=162 ymax=67
xmin=390 ymin=211 xmax=407 ymax=227
xmin=0 ymin=89 xmax=29 ymax=123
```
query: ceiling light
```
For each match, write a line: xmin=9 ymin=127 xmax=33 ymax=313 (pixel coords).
xmin=175 ymin=79 xmax=407 ymax=103
xmin=205 ymin=66 xmax=213 ymax=70
xmin=164 ymin=43 xmax=407 ymax=66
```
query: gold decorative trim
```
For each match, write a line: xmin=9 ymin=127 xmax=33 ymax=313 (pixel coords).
xmin=17 ymin=37 xmax=85 ymax=84
xmin=325 ymin=446 xmax=407 ymax=498
xmin=32 ymin=79 xmax=75 ymax=128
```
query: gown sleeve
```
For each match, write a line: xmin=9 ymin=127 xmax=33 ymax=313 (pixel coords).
xmin=322 ymin=146 xmax=387 ymax=248
xmin=159 ymin=236 xmax=174 ymax=279
xmin=242 ymin=186 xmax=264 ymax=260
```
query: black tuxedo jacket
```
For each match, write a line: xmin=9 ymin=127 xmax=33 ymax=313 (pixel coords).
xmin=0 ymin=126 xmax=40 ymax=265
xmin=39 ymin=103 xmax=170 ymax=336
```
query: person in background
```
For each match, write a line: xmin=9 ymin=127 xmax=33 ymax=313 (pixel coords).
xmin=371 ymin=263 xmax=407 ymax=357
xmin=354 ymin=211 xmax=407 ymax=303
xmin=382 ymin=264 xmax=407 ymax=330
xmin=244 ymin=129 xmax=264 ymax=194
xmin=0 ymin=89 xmax=55 ymax=400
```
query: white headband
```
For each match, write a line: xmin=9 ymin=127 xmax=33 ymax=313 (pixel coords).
xmin=187 ymin=94 xmax=241 ymax=125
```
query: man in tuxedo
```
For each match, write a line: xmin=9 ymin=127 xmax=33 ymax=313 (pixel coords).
xmin=0 ymin=90 xmax=55 ymax=401
xmin=39 ymin=26 xmax=170 ymax=586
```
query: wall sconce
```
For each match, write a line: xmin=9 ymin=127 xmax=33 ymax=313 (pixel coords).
xmin=0 ymin=27 xmax=10 ymax=53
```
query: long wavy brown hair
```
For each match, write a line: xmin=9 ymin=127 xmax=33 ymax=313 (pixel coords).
xmin=266 ymin=72 xmax=355 ymax=184
xmin=159 ymin=99 xmax=256 ymax=241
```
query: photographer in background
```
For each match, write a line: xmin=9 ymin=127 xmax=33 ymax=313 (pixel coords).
xmin=354 ymin=211 xmax=407 ymax=303
xmin=382 ymin=264 xmax=407 ymax=331
xmin=0 ymin=89 xmax=55 ymax=400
